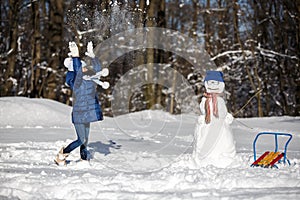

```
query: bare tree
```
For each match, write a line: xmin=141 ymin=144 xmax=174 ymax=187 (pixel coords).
xmin=3 ymin=0 xmax=20 ymax=96
xmin=145 ymin=0 xmax=158 ymax=109
xmin=44 ymin=0 xmax=65 ymax=100
xmin=30 ymin=0 xmax=41 ymax=98
xmin=204 ymin=0 xmax=211 ymax=54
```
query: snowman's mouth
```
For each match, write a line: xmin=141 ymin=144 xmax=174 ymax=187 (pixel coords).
xmin=207 ymin=87 xmax=219 ymax=90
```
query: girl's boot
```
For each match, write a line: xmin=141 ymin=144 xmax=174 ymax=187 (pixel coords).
xmin=54 ymin=147 xmax=69 ymax=165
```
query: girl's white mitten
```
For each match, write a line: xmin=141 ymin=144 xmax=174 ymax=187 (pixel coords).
xmin=68 ymin=42 xmax=79 ymax=57
xmin=85 ymin=41 xmax=95 ymax=58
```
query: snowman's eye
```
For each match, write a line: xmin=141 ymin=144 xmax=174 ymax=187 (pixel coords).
xmin=208 ymin=80 xmax=219 ymax=85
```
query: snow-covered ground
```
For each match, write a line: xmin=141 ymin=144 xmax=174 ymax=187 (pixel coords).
xmin=0 ymin=97 xmax=299 ymax=200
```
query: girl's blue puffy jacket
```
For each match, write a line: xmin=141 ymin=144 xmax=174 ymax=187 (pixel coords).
xmin=66 ymin=57 xmax=103 ymax=124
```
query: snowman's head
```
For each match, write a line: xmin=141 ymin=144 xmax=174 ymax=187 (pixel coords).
xmin=204 ymin=71 xmax=225 ymax=93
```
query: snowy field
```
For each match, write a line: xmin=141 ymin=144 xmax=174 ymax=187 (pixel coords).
xmin=0 ymin=97 xmax=299 ymax=200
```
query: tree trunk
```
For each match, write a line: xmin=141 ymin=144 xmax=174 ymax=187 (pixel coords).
xmin=3 ymin=0 xmax=20 ymax=96
xmin=44 ymin=0 xmax=64 ymax=100
xmin=146 ymin=0 xmax=158 ymax=109
xmin=245 ymin=0 xmax=264 ymax=117
xmin=233 ymin=0 xmax=239 ymax=44
xmin=189 ymin=0 xmax=198 ymax=39
xmin=30 ymin=0 xmax=41 ymax=98
xmin=135 ymin=0 xmax=146 ymax=68
xmin=156 ymin=0 xmax=166 ymax=108
xmin=216 ymin=0 xmax=225 ymax=52
xmin=204 ymin=0 xmax=211 ymax=54
xmin=157 ymin=0 xmax=166 ymax=28
xmin=296 ymin=0 xmax=300 ymax=115
xmin=297 ymin=0 xmax=300 ymax=51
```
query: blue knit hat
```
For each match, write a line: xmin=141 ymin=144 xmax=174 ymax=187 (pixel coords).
xmin=204 ymin=71 xmax=224 ymax=82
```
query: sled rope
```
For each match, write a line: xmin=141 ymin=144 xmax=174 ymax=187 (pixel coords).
xmin=233 ymin=89 xmax=263 ymax=117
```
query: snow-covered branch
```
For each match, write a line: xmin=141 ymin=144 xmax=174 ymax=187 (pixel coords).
xmin=77 ymin=28 xmax=102 ymax=36
xmin=0 ymin=49 xmax=13 ymax=58
xmin=211 ymin=47 xmax=298 ymax=61
xmin=256 ymin=47 xmax=299 ymax=60
xmin=211 ymin=50 xmax=253 ymax=61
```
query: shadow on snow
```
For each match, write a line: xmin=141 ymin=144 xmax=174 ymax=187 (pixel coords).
xmin=89 ymin=140 xmax=121 ymax=156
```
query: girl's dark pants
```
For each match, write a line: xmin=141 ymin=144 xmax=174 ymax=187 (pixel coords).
xmin=63 ymin=123 xmax=90 ymax=160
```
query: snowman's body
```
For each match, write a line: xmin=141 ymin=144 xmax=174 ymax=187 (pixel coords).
xmin=192 ymin=71 xmax=236 ymax=168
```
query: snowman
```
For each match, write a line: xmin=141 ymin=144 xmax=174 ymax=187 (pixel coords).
xmin=192 ymin=70 xmax=236 ymax=168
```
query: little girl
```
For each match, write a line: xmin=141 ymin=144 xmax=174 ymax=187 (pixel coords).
xmin=55 ymin=41 xmax=103 ymax=165
xmin=192 ymin=71 xmax=236 ymax=168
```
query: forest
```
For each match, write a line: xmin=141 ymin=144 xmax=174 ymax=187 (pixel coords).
xmin=0 ymin=0 xmax=299 ymax=117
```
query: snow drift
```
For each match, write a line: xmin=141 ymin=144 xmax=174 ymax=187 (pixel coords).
xmin=0 ymin=97 xmax=72 ymax=128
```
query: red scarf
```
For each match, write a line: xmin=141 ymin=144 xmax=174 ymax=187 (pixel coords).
xmin=204 ymin=92 xmax=218 ymax=124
